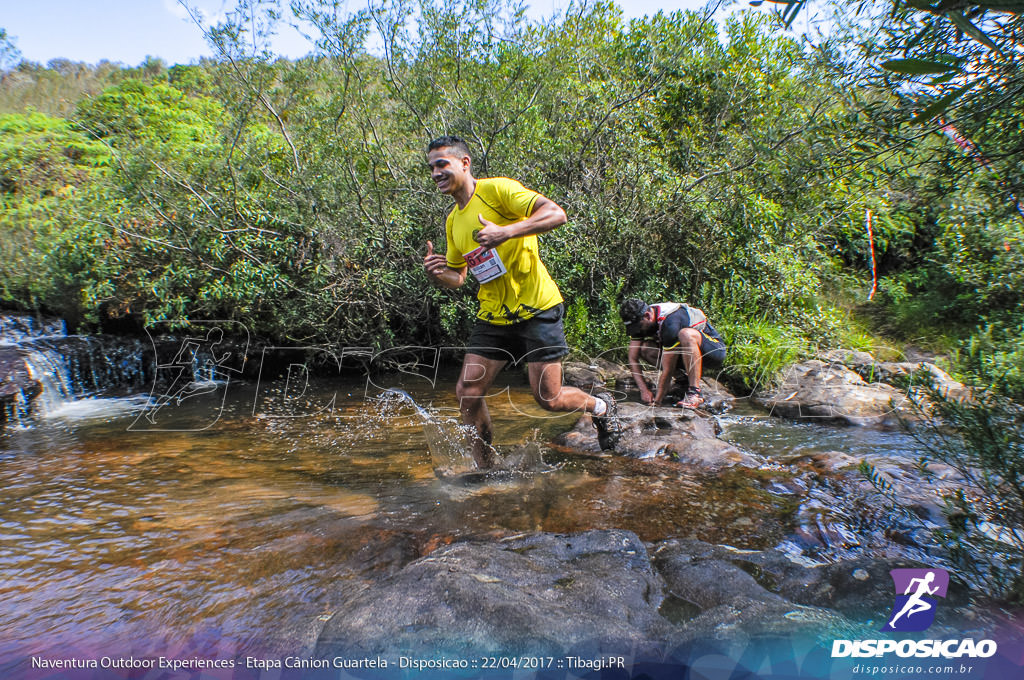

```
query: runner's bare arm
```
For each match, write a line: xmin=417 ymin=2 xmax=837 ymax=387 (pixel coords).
xmin=627 ymin=340 xmax=654 ymax=404
xmin=654 ymin=349 xmax=680 ymax=405
xmin=423 ymin=240 xmax=467 ymax=289
xmin=472 ymin=196 xmax=567 ymax=249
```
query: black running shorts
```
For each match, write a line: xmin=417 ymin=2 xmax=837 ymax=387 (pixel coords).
xmin=466 ymin=303 xmax=570 ymax=364
xmin=698 ymin=324 xmax=727 ymax=366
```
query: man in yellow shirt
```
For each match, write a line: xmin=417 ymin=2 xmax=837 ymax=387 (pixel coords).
xmin=422 ymin=136 xmax=619 ymax=466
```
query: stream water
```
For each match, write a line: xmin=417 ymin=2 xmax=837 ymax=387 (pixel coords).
xmin=0 ymin=330 xmax=935 ymax=663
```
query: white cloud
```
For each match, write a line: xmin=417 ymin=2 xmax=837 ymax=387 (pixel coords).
xmin=163 ymin=0 xmax=193 ymax=22
xmin=163 ymin=0 xmax=228 ymax=27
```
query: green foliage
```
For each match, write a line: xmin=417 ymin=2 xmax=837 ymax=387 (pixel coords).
xmin=788 ymin=1 xmax=1024 ymax=370
xmin=777 ymin=1 xmax=1021 ymax=127
xmin=0 ymin=59 xmax=128 ymax=117
xmin=952 ymin=322 xmax=1024 ymax=401
xmin=563 ymin=277 xmax=628 ymax=359
xmin=0 ymin=0 xmax=1018 ymax=393
xmin=755 ymin=0 xmax=1024 ymax=604
xmin=76 ymin=79 xmax=224 ymax=153
xmin=714 ymin=314 xmax=810 ymax=391
xmin=0 ymin=111 xmax=116 ymax=322
xmin=837 ymin=148 xmax=1024 ymax=342
xmin=906 ymin=379 xmax=1024 ymax=603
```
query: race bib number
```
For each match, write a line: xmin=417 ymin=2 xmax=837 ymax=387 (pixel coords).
xmin=464 ymin=246 xmax=507 ymax=283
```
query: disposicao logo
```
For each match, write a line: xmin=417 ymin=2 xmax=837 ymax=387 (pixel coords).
xmin=883 ymin=568 xmax=949 ymax=632
xmin=831 ymin=567 xmax=998 ymax=660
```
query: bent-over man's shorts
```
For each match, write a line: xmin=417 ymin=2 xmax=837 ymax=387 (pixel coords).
xmin=697 ymin=323 xmax=727 ymax=366
xmin=639 ymin=323 xmax=727 ymax=366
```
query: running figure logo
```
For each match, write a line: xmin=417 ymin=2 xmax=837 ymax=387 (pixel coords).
xmin=883 ymin=568 xmax=950 ymax=632
xmin=130 ymin=321 xmax=249 ymax=431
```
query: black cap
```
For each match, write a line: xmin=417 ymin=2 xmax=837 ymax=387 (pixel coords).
xmin=619 ymin=298 xmax=650 ymax=336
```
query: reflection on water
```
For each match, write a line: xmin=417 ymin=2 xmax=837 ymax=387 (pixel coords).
xmin=0 ymin=377 xmax=810 ymax=661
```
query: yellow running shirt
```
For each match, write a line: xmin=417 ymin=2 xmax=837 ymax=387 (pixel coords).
xmin=445 ymin=177 xmax=563 ymax=325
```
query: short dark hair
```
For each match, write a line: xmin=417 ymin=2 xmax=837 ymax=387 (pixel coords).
xmin=427 ymin=135 xmax=471 ymax=158
xmin=619 ymin=298 xmax=649 ymax=325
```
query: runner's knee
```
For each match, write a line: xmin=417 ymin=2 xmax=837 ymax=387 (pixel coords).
xmin=533 ymin=388 xmax=565 ymax=411
xmin=679 ymin=328 xmax=702 ymax=347
xmin=456 ymin=379 xmax=488 ymax=401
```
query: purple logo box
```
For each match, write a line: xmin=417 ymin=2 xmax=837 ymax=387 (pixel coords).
xmin=883 ymin=568 xmax=950 ymax=632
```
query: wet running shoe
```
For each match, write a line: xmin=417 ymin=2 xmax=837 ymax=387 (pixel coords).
xmin=675 ymin=387 xmax=704 ymax=410
xmin=592 ymin=392 xmax=621 ymax=451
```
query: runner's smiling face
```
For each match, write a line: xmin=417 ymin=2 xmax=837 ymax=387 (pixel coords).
xmin=427 ymin=147 xmax=471 ymax=196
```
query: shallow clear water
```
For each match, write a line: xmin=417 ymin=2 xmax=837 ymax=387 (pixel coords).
xmin=718 ymin=401 xmax=925 ymax=461
xmin=0 ymin=374 xmax=811 ymax=661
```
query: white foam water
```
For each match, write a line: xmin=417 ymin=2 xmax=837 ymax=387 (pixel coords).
xmin=42 ymin=395 xmax=150 ymax=423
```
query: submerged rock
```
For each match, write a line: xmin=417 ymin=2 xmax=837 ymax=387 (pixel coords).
xmin=782 ymin=450 xmax=860 ymax=472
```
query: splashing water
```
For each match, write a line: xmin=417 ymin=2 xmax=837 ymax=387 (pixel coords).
xmin=375 ymin=389 xmax=480 ymax=477
xmin=498 ymin=431 xmax=547 ymax=471
xmin=376 ymin=388 xmax=435 ymax=422
xmin=374 ymin=389 xmax=548 ymax=479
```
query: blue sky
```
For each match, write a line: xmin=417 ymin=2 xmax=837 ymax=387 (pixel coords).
xmin=0 ymin=0 xmax=781 ymax=67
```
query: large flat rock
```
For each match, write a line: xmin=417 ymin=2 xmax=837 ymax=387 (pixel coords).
xmin=819 ymin=350 xmax=969 ymax=400
xmin=312 ymin=531 xmax=877 ymax=660
xmin=314 ymin=529 xmax=676 ymax=657
xmin=753 ymin=360 xmax=910 ymax=426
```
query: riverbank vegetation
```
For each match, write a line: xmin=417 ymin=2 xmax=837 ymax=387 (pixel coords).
xmin=1 ymin=0 xmax=1021 ymax=391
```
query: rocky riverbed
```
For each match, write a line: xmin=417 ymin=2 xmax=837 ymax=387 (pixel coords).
xmin=308 ymin=355 xmax=1007 ymax=659
xmin=1 ymin=314 xmax=1015 ymax=665
xmin=311 ymin=528 xmax=993 ymax=659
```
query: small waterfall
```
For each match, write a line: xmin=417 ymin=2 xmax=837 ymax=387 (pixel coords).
xmin=0 ymin=345 xmax=74 ymax=425
xmin=22 ymin=346 xmax=75 ymax=414
xmin=48 ymin=337 xmax=149 ymax=394
xmin=0 ymin=314 xmax=151 ymax=425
